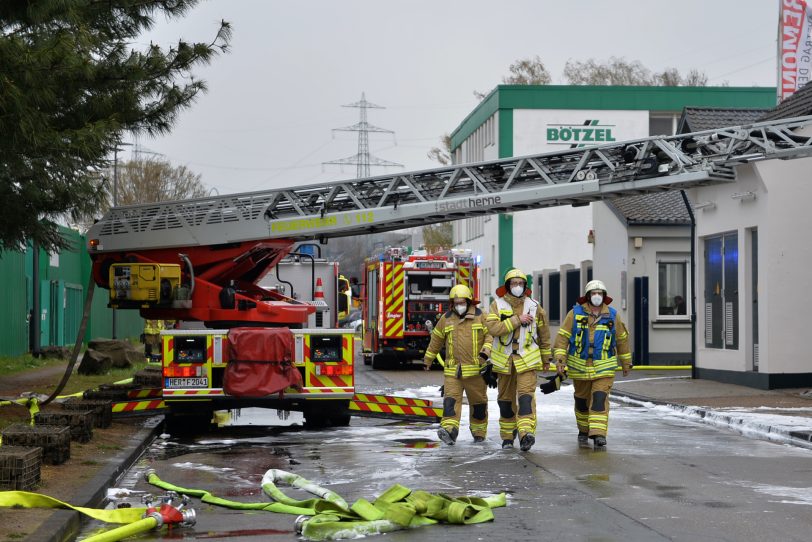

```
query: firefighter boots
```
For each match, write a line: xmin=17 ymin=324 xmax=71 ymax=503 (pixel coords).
xmin=577 ymin=432 xmax=590 ymax=448
xmin=473 ymin=436 xmax=485 ymax=443
xmin=501 ymin=428 xmax=518 ymax=449
xmin=593 ymin=435 xmax=607 ymax=449
xmin=519 ymin=433 xmax=535 ymax=452
xmin=437 ymin=427 xmax=458 ymax=446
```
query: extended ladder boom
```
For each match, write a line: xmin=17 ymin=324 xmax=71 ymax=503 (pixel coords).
xmin=88 ymin=116 xmax=812 ymax=253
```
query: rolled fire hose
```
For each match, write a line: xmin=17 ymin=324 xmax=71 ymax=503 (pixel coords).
xmin=147 ymin=469 xmax=506 ymax=541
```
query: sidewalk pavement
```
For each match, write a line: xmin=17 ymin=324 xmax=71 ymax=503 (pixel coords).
xmin=22 ymin=416 xmax=163 ymax=542
xmin=612 ymin=370 xmax=812 ymax=450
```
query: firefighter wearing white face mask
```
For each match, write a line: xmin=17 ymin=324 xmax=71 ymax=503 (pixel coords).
xmin=554 ymin=279 xmax=632 ymax=449
xmin=485 ymin=268 xmax=552 ymax=452
xmin=423 ymin=284 xmax=493 ymax=445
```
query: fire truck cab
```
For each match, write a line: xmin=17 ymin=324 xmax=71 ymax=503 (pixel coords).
xmin=361 ymin=247 xmax=479 ymax=369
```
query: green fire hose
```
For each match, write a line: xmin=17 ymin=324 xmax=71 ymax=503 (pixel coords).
xmin=147 ymin=468 xmax=506 ymax=541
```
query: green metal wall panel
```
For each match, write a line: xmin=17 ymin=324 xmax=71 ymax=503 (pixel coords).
xmin=64 ymin=283 xmax=83 ymax=345
xmin=0 ymin=226 xmax=143 ymax=356
xmin=0 ymin=250 xmax=30 ymax=356
xmin=39 ymin=279 xmax=51 ymax=346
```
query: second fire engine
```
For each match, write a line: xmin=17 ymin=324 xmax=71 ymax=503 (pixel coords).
xmin=361 ymin=247 xmax=480 ymax=369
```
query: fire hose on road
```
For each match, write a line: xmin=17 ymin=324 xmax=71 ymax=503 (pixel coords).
xmin=0 ymin=490 xmax=195 ymax=541
xmin=147 ymin=468 xmax=506 ymax=541
xmin=1 ymin=462 xmax=504 ymax=541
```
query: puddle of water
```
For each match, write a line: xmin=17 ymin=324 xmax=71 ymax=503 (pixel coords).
xmin=193 ymin=528 xmax=293 ymax=538
xmin=392 ymin=438 xmax=440 ymax=449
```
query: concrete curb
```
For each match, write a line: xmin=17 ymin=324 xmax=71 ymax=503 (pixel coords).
xmin=611 ymin=390 xmax=812 ymax=451
xmin=25 ymin=416 xmax=164 ymax=542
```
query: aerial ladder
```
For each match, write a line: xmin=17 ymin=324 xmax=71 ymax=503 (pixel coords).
xmin=85 ymin=115 xmax=812 ymax=425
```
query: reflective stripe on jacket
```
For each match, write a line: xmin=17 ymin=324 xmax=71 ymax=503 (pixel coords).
xmin=485 ymin=295 xmax=551 ymax=374
xmin=423 ymin=307 xmax=492 ymax=377
xmin=554 ymin=303 xmax=632 ymax=380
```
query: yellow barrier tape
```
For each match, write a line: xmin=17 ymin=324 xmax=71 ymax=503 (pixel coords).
xmin=0 ymin=491 xmax=146 ymax=524
xmin=627 ymin=365 xmax=690 ymax=371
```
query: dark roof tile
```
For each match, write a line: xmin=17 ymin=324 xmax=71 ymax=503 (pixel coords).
xmin=759 ymin=82 xmax=812 ymax=121
xmin=678 ymin=107 xmax=768 ymax=133
xmin=608 ymin=191 xmax=691 ymax=225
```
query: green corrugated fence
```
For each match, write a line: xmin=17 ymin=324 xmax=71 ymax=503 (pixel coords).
xmin=0 ymin=226 xmax=143 ymax=357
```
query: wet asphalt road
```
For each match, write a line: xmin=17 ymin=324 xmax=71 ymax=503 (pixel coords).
xmin=79 ymin=358 xmax=812 ymax=542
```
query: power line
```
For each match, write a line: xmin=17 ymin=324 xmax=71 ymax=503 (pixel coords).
xmin=322 ymin=92 xmax=403 ymax=179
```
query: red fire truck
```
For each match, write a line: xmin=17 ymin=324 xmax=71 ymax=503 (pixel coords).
xmin=361 ymin=247 xmax=479 ymax=369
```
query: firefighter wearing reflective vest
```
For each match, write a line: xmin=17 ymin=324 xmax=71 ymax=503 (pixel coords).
xmin=423 ymin=284 xmax=493 ymax=445
xmin=484 ymin=269 xmax=551 ymax=451
xmin=553 ymin=279 xmax=632 ymax=449
xmin=142 ymin=319 xmax=164 ymax=362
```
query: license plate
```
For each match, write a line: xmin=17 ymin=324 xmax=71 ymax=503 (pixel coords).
xmin=165 ymin=377 xmax=209 ymax=388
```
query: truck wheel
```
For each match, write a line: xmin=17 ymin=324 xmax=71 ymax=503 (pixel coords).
xmin=165 ymin=405 xmax=213 ymax=434
xmin=371 ymin=353 xmax=390 ymax=370
xmin=303 ymin=406 xmax=329 ymax=429
xmin=328 ymin=401 xmax=351 ymax=427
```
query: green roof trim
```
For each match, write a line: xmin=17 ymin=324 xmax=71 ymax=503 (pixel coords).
xmin=451 ymin=85 xmax=777 ymax=150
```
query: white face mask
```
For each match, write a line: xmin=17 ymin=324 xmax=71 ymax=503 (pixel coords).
xmin=590 ymin=294 xmax=604 ymax=307
xmin=454 ymin=303 xmax=468 ymax=315
xmin=510 ymin=285 xmax=524 ymax=297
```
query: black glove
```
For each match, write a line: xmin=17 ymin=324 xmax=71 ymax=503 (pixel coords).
xmin=480 ymin=363 xmax=498 ymax=389
xmin=539 ymin=372 xmax=566 ymax=395
xmin=439 ymin=385 xmax=444 ymax=397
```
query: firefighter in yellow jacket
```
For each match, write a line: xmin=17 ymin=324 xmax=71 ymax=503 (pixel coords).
xmin=423 ymin=284 xmax=493 ymax=445
xmin=484 ymin=269 xmax=552 ymax=451
xmin=553 ymin=279 xmax=632 ymax=449
xmin=142 ymin=319 xmax=164 ymax=363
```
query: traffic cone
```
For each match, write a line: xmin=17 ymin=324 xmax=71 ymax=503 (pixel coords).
xmin=315 ymin=278 xmax=325 ymax=300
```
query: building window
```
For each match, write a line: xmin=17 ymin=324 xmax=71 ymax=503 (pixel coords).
xmin=704 ymin=233 xmax=738 ymax=349
xmin=657 ymin=259 xmax=689 ymax=319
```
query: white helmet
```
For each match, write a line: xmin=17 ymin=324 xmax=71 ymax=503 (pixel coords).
xmin=584 ymin=279 xmax=607 ymax=295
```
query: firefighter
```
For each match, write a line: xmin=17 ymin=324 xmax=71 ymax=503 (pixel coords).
xmin=142 ymin=319 xmax=164 ymax=363
xmin=423 ymin=284 xmax=493 ymax=445
xmin=553 ymin=279 xmax=632 ymax=449
xmin=484 ymin=269 xmax=551 ymax=451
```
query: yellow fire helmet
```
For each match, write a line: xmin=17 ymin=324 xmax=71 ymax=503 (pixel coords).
xmin=449 ymin=284 xmax=473 ymax=301
xmin=504 ymin=268 xmax=527 ymax=284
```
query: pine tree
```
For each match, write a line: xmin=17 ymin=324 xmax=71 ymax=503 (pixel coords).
xmin=0 ymin=0 xmax=231 ymax=251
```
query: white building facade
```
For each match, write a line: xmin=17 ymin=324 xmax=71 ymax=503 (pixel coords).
xmin=688 ymin=113 xmax=812 ymax=388
xmin=449 ymin=85 xmax=776 ymax=366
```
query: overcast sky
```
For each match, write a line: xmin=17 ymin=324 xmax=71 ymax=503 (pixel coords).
xmin=133 ymin=0 xmax=778 ymax=196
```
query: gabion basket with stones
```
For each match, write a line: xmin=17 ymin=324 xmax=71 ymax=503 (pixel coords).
xmin=133 ymin=366 xmax=162 ymax=389
xmin=63 ymin=398 xmax=113 ymax=428
xmin=83 ymin=382 xmax=138 ymax=401
xmin=35 ymin=410 xmax=95 ymax=443
xmin=0 ymin=446 xmax=42 ymax=490
xmin=1 ymin=424 xmax=70 ymax=465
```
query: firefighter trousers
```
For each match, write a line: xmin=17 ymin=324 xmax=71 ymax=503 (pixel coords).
xmin=572 ymin=377 xmax=614 ymax=437
xmin=441 ymin=374 xmax=488 ymax=439
xmin=496 ymin=363 xmax=538 ymax=441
